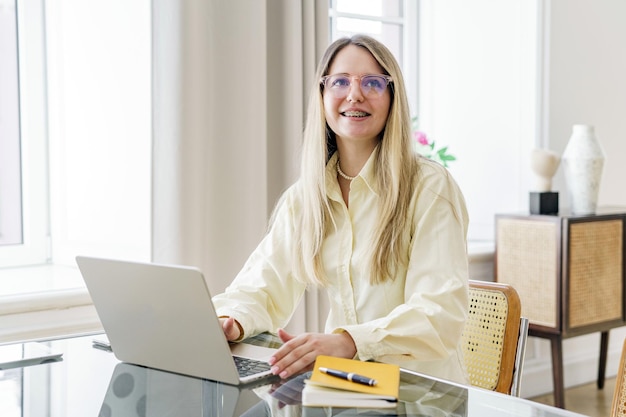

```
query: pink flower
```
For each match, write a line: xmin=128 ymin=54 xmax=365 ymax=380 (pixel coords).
xmin=411 ymin=115 xmax=456 ymax=167
xmin=414 ymin=130 xmax=430 ymax=146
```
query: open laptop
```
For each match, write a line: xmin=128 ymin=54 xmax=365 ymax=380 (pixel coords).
xmin=76 ymin=256 xmax=279 ymax=385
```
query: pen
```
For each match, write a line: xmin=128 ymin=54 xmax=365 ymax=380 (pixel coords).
xmin=319 ymin=367 xmax=377 ymax=386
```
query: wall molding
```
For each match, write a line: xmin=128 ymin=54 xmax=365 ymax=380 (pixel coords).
xmin=0 ymin=301 xmax=101 ymax=344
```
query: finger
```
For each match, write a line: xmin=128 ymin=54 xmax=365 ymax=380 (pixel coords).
xmin=274 ymin=348 xmax=318 ymax=379
xmin=269 ymin=331 xmax=304 ymax=365
xmin=277 ymin=328 xmax=294 ymax=343
xmin=221 ymin=317 xmax=240 ymax=341
xmin=222 ymin=317 xmax=232 ymax=334
xmin=271 ymin=337 xmax=318 ymax=378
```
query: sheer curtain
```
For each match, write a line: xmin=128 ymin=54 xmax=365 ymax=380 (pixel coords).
xmin=151 ymin=0 xmax=329 ymax=333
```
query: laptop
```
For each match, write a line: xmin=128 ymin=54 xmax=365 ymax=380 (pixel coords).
xmin=76 ymin=256 xmax=279 ymax=385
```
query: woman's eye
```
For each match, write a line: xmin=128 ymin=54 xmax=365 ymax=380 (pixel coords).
xmin=363 ymin=77 xmax=383 ymax=89
xmin=331 ymin=77 xmax=350 ymax=87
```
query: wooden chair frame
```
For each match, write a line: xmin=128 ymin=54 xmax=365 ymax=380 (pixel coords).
xmin=463 ymin=280 xmax=529 ymax=396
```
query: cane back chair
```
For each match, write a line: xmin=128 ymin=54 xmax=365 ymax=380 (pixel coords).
xmin=462 ymin=280 xmax=529 ymax=396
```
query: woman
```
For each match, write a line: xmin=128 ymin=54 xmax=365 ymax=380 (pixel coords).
xmin=213 ymin=34 xmax=469 ymax=384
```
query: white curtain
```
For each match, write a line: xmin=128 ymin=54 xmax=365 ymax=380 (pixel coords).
xmin=151 ymin=0 xmax=329 ymax=333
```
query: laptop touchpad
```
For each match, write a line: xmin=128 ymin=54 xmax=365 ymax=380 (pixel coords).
xmin=230 ymin=343 xmax=276 ymax=362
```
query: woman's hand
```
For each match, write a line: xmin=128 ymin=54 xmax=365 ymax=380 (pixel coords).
xmin=268 ymin=329 xmax=357 ymax=379
xmin=219 ymin=317 xmax=242 ymax=342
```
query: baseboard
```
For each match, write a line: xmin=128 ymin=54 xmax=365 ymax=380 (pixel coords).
xmin=520 ymin=331 xmax=626 ymax=398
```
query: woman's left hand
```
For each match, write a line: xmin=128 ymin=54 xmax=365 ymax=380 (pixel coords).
xmin=268 ymin=329 xmax=357 ymax=379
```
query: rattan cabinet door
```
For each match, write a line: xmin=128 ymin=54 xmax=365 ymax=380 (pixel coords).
xmin=564 ymin=217 xmax=624 ymax=335
xmin=495 ymin=216 xmax=561 ymax=330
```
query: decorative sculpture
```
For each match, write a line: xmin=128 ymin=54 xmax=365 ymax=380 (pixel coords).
xmin=530 ymin=148 xmax=561 ymax=215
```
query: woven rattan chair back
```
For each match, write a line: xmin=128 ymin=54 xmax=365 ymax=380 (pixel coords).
xmin=462 ymin=280 xmax=527 ymax=396
xmin=611 ymin=338 xmax=626 ymax=417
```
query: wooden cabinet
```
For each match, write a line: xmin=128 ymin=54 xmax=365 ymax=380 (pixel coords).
xmin=495 ymin=208 xmax=626 ymax=408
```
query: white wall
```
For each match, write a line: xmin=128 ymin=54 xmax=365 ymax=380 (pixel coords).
xmin=420 ymin=0 xmax=626 ymax=399
xmin=547 ymin=0 xmax=626 ymax=207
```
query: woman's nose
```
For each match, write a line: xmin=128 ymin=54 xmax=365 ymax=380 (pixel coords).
xmin=346 ymin=78 xmax=364 ymax=102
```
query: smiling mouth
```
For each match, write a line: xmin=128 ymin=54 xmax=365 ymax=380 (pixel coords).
xmin=341 ymin=111 xmax=370 ymax=118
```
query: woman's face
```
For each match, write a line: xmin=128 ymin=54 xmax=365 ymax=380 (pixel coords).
xmin=323 ymin=45 xmax=391 ymax=148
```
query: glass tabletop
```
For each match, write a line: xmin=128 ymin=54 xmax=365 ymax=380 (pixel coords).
xmin=0 ymin=335 xmax=588 ymax=417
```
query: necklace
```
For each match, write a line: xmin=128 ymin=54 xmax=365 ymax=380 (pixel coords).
xmin=336 ymin=161 xmax=356 ymax=181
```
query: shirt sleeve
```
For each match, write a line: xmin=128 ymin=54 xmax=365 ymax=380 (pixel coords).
xmin=212 ymin=189 xmax=307 ymax=339
xmin=335 ymin=163 xmax=469 ymax=367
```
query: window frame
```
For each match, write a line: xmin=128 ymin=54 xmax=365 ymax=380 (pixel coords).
xmin=0 ymin=0 xmax=23 ymax=248
xmin=0 ymin=0 xmax=49 ymax=268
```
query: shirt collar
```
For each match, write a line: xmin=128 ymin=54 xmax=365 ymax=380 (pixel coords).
xmin=325 ymin=146 xmax=380 ymax=197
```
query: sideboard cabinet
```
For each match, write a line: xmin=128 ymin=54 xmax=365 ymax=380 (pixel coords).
xmin=495 ymin=208 xmax=626 ymax=408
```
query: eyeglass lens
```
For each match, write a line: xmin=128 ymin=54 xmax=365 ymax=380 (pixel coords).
xmin=323 ymin=75 xmax=390 ymax=98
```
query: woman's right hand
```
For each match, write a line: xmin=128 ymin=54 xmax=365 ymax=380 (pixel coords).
xmin=267 ymin=328 xmax=357 ymax=379
xmin=219 ymin=316 xmax=242 ymax=341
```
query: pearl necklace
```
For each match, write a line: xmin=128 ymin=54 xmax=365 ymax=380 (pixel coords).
xmin=337 ymin=161 xmax=356 ymax=181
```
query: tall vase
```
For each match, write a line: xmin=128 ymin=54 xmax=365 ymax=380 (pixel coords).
xmin=561 ymin=124 xmax=605 ymax=214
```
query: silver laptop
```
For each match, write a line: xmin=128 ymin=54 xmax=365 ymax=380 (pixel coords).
xmin=76 ymin=256 xmax=278 ymax=385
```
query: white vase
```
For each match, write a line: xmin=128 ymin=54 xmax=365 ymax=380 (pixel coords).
xmin=561 ymin=124 xmax=605 ymax=214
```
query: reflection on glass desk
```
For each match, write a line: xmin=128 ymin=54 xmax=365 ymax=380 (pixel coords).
xmin=0 ymin=335 xmax=588 ymax=417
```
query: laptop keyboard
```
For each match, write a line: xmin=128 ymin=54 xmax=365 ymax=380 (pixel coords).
xmin=233 ymin=356 xmax=272 ymax=378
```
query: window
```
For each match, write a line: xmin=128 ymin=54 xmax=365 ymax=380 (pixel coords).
xmin=330 ymin=0 xmax=405 ymax=65
xmin=45 ymin=0 xmax=151 ymax=266
xmin=0 ymin=0 xmax=151 ymax=290
xmin=0 ymin=0 xmax=49 ymax=268
xmin=0 ymin=0 xmax=23 ymax=248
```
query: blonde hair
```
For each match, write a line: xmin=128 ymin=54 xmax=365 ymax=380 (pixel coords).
xmin=284 ymin=35 xmax=419 ymax=286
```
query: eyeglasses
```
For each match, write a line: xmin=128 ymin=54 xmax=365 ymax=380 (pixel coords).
xmin=320 ymin=74 xmax=393 ymax=98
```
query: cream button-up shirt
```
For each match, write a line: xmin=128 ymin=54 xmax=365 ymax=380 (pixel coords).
xmin=213 ymin=150 xmax=470 ymax=384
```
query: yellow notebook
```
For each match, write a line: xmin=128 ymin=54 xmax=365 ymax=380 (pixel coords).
xmin=302 ymin=355 xmax=400 ymax=408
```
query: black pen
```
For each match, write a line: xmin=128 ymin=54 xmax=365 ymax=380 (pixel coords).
xmin=319 ymin=367 xmax=377 ymax=386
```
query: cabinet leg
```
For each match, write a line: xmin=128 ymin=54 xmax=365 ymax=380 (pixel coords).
xmin=598 ymin=331 xmax=609 ymax=389
xmin=550 ymin=335 xmax=565 ymax=409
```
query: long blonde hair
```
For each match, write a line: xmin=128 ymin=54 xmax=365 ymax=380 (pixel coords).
xmin=285 ymin=35 xmax=418 ymax=286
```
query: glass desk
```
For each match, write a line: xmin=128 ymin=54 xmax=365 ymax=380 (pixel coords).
xmin=0 ymin=335 xmax=588 ymax=417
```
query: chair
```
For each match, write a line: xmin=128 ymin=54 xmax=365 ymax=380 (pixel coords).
xmin=611 ymin=338 xmax=626 ymax=417
xmin=461 ymin=280 xmax=529 ymax=396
